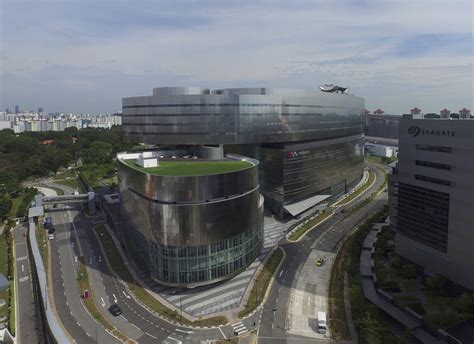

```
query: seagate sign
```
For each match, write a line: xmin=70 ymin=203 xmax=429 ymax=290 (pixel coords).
xmin=408 ymin=125 xmax=455 ymax=138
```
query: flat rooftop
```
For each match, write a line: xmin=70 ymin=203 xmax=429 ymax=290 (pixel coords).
xmin=123 ymin=159 xmax=253 ymax=176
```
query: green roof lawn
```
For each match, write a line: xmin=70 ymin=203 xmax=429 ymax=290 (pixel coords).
xmin=123 ymin=159 xmax=252 ymax=176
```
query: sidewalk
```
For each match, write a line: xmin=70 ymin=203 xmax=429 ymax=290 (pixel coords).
xmin=360 ymin=223 xmax=449 ymax=344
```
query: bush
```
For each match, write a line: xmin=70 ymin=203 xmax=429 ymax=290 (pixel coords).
xmin=400 ymin=264 xmax=417 ymax=279
xmin=406 ymin=301 xmax=425 ymax=315
xmin=426 ymin=276 xmax=448 ymax=296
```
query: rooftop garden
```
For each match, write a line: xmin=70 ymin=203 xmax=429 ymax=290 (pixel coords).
xmin=122 ymin=158 xmax=253 ymax=176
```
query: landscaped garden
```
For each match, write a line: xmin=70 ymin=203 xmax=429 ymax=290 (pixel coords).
xmin=374 ymin=226 xmax=474 ymax=332
xmin=123 ymin=158 xmax=253 ymax=176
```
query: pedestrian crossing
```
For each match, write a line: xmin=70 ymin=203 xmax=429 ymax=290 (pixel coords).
xmin=129 ymin=214 xmax=295 ymax=317
xmin=231 ymin=321 xmax=249 ymax=336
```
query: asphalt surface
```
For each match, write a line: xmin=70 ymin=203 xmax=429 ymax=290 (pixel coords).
xmin=49 ymin=205 xmax=121 ymax=343
xmin=45 ymin=181 xmax=231 ymax=343
xmin=12 ymin=225 xmax=41 ymax=344
xmin=40 ymin=163 xmax=388 ymax=343
xmin=257 ymin=162 xmax=389 ymax=343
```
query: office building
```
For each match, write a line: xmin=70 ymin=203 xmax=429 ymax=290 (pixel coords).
xmin=388 ymin=115 xmax=474 ymax=290
xmin=366 ymin=113 xmax=401 ymax=140
xmin=119 ymin=86 xmax=365 ymax=286
xmin=15 ymin=105 xmax=20 ymax=114
xmin=117 ymin=151 xmax=263 ymax=287
xmin=122 ymin=87 xmax=365 ymax=218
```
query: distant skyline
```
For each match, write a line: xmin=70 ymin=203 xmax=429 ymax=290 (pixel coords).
xmin=1 ymin=0 xmax=473 ymax=114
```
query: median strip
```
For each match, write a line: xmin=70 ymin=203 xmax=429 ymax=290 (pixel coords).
xmin=287 ymin=210 xmax=333 ymax=242
xmin=335 ymin=170 xmax=375 ymax=207
xmin=76 ymin=257 xmax=130 ymax=342
xmin=238 ymin=247 xmax=284 ymax=318
xmin=93 ymin=224 xmax=228 ymax=327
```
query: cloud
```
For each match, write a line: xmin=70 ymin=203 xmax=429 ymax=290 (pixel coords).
xmin=1 ymin=0 xmax=472 ymax=114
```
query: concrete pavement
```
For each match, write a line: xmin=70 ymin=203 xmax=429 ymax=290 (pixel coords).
xmin=258 ymin=162 xmax=389 ymax=343
xmin=12 ymin=225 xmax=41 ymax=344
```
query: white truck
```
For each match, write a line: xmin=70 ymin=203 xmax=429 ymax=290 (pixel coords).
xmin=317 ymin=311 xmax=327 ymax=334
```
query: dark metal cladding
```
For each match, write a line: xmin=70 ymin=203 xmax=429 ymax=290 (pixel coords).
xmin=121 ymin=87 xmax=365 ymax=145
xmin=117 ymin=156 xmax=264 ymax=287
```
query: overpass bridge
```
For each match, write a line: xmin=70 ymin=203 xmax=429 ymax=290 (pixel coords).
xmin=41 ymin=192 xmax=97 ymax=214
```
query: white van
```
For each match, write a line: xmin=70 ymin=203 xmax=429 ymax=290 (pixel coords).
xmin=317 ymin=311 xmax=327 ymax=334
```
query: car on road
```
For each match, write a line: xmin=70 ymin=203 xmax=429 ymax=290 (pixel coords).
xmin=53 ymin=204 xmax=58 ymax=208
xmin=48 ymin=234 xmax=55 ymax=240
xmin=48 ymin=227 xmax=56 ymax=234
xmin=316 ymin=257 xmax=324 ymax=266
xmin=108 ymin=303 xmax=122 ymax=316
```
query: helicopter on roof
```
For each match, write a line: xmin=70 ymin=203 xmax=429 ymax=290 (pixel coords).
xmin=319 ymin=84 xmax=348 ymax=94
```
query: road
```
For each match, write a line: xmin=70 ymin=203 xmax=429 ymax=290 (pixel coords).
xmin=40 ymin=163 xmax=388 ymax=343
xmin=257 ymin=163 xmax=389 ymax=343
xmin=12 ymin=225 xmax=41 ymax=344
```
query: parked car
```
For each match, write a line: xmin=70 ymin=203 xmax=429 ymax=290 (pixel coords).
xmin=108 ymin=303 xmax=122 ymax=316
xmin=48 ymin=234 xmax=55 ymax=240
xmin=48 ymin=227 xmax=56 ymax=234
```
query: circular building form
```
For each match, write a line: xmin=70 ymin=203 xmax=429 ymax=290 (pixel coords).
xmin=122 ymin=87 xmax=366 ymax=219
xmin=117 ymin=153 xmax=264 ymax=287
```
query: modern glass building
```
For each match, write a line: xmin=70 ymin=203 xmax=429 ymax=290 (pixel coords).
xmin=122 ymin=87 xmax=366 ymax=218
xmin=388 ymin=116 xmax=474 ymax=291
xmin=117 ymin=153 xmax=264 ymax=287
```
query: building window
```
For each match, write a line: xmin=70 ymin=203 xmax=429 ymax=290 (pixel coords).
xmin=415 ymin=144 xmax=452 ymax=153
xmin=415 ymin=160 xmax=451 ymax=171
xmin=415 ymin=174 xmax=451 ymax=186
xmin=395 ymin=183 xmax=449 ymax=252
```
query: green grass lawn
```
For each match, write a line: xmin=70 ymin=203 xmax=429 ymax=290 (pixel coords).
xmin=123 ymin=159 xmax=253 ymax=176
xmin=336 ymin=171 xmax=375 ymax=207
xmin=288 ymin=211 xmax=333 ymax=241
xmin=0 ymin=233 xmax=11 ymax=330
xmin=54 ymin=178 xmax=85 ymax=193
xmin=8 ymin=195 xmax=25 ymax=218
xmin=53 ymin=168 xmax=77 ymax=180
xmin=239 ymin=247 xmax=284 ymax=318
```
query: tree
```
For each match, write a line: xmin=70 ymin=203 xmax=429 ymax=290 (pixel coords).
xmin=357 ymin=312 xmax=387 ymax=344
xmin=82 ymin=141 xmax=113 ymax=165
xmin=0 ymin=171 xmax=20 ymax=194
xmin=0 ymin=194 xmax=12 ymax=219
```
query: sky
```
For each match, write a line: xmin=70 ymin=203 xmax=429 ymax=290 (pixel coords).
xmin=1 ymin=0 xmax=473 ymax=114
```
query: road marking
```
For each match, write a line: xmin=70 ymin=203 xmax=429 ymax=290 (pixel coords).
xmin=145 ymin=332 xmax=157 ymax=339
xmin=101 ymin=297 xmax=105 ymax=307
xmin=17 ymin=256 xmax=27 ymax=261
xmin=113 ymin=294 xmax=117 ymax=303
xmin=120 ymin=315 xmax=127 ymax=321
xmin=89 ymin=257 xmax=92 ymax=264
xmin=279 ymin=270 xmax=284 ymax=278
xmin=21 ymin=264 xmax=24 ymax=272
xmin=122 ymin=291 xmax=131 ymax=299
xmin=74 ymin=256 xmax=78 ymax=263
xmin=175 ymin=328 xmax=193 ymax=334
xmin=98 ymin=255 xmax=101 ymax=263
xmin=131 ymin=323 xmax=141 ymax=330
xmin=218 ymin=326 xmax=226 ymax=339
xmin=19 ymin=276 xmax=29 ymax=282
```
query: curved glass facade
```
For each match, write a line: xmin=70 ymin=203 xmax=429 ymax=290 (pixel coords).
xmin=118 ymin=154 xmax=264 ymax=287
xmin=122 ymin=87 xmax=365 ymax=145
xmin=122 ymin=87 xmax=366 ymax=219
xmin=124 ymin=215 xmax=263 ymax=285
